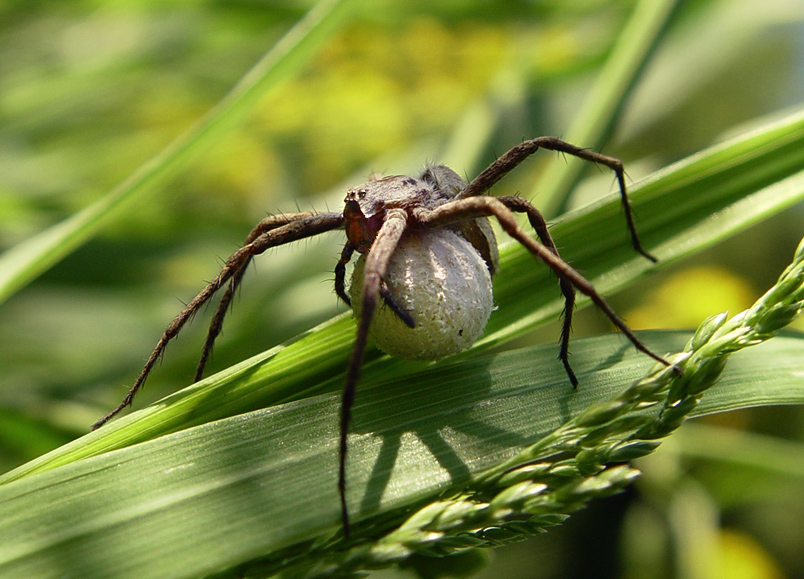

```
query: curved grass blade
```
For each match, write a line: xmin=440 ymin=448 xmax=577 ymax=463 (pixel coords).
xmin=478 ymin=106 xmax=804 ymax=347
xmin=668 ymin=422 xmax=804 ymax=480
xmin=0 ymin=329 xmax=802 ymax=579
xmin=3 ymin=108 xmax=804 ymax=484
xmin=532 ymin=0 xmax=680 ymax=216
xmin=0 ymin=0 xmax=356 ymax=305
xmin=440 ymin=0 xmax=679 ymax=199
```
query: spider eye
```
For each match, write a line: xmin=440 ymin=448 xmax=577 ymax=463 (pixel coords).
xmin=357 ymin=189 xmax=367 ymax=199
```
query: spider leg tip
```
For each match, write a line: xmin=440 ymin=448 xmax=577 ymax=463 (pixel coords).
xmin=560 ymin=357 xmax=579 ymax=388
xmin=635 ymin=246 xmax=659 ymax=263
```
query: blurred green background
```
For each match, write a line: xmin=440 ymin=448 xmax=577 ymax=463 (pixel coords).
xmin=1 ymin=0 xmax=803 ymax=577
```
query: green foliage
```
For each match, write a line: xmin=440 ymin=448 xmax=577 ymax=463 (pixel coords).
xmin=0 ymin=306 xmax=802 ymax=578
xmin=4 ymin=106 xmax=804 ymax=488
xmin=1 ymin=0 xmax=804 ymax=578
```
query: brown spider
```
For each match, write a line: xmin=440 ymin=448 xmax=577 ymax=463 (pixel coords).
xmin=93 ymin=137 xmax=676 ymax=537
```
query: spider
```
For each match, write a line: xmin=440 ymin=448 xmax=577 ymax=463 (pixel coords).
xmin=93 ymin=137 xmax=677 ymax=537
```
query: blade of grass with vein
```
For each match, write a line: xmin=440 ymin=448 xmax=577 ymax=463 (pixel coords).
xmin=669 ymin=422 xmax=804 ymax=480
xmin=438 ymin=0 xmax=677 ymax=200
xmin=3 ymin=108 xmax=804 ymax=485
xmin=478 ymin=107 xmax=804 ymax=347
xmin=533 ymin=0 xmax=680 ymax=216
xmin=0 ymin=327 xmax=802 ymax=579
xmin=0 ymin=236 xmax=801 ymax=578
xmin=0 ymin=0 xmax=355 ymax=305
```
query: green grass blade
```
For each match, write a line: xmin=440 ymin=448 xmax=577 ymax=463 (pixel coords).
xmin=532 ymin=0 xmax=680 ymax=215
xmin=669 ymin=422 xmax=804 ymax=480
xmin=0 ymin=0 xmax=355 ymax=305
xmin=478 ymin=107 xmax=804 ymax=346
xmin=0 ymin=330 xmax=802 ymax=579
xmin=3 ymin=107 xmax=804 ymax=484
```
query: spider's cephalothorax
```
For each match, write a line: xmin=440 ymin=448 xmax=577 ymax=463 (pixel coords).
xmin=93 ymin=137 xmax=678 ymax=538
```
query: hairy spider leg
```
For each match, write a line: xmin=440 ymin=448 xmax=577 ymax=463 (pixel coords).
xmin=193 ymin=262 xmax=250 ymax=382
xmin=92 ymin=211 xmax=344 ymax=431
xmin=194 ymin=212 xmax=334 ymax=382
xmin=336 ymin=242 xmax=415 ymax=329
xmin=497 ymin=196 xmax=578 ymax=386
xmin=412 ymin=197 xmax=679 ymax=373
xmin=340 ymin=209 xmax=408 ymax=538
xmin=457 ymin=136 xmax=657 ymax=263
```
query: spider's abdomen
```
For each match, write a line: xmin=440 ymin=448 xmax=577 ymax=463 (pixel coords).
xmin=349 ymin=228 xmax=493 ymax=360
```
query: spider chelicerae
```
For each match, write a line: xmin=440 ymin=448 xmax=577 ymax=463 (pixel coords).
xmin=93 ymin=137 xmax=677 ymax=537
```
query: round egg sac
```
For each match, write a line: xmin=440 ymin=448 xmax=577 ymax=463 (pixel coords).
xmin=349 ymin=228 xmax=494 ymax=360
